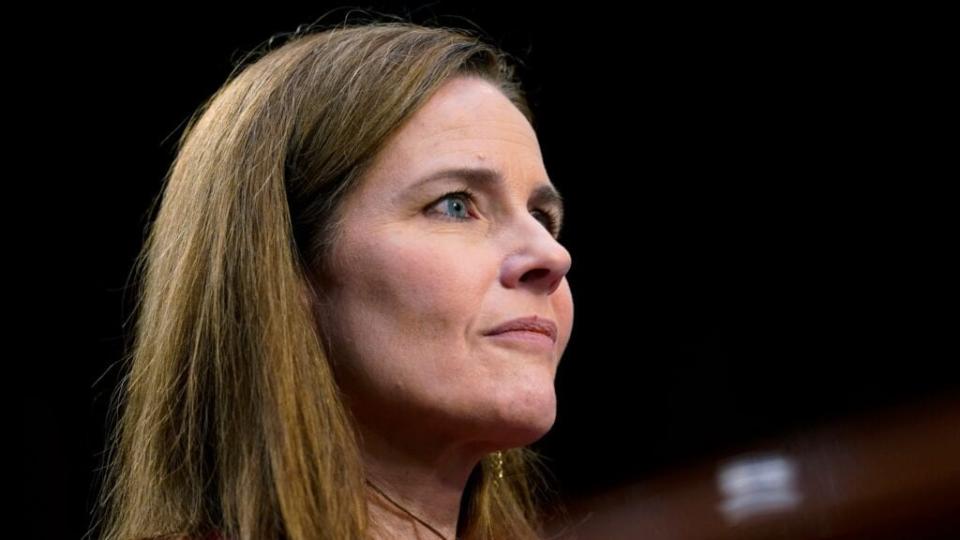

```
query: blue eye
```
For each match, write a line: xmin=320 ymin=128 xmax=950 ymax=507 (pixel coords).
xmin=429 ymin=189 xmax=477 ymax=221
xmin=427 ymin=188 xmax=563 ymax=239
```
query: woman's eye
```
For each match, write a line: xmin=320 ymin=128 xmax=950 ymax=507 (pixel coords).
xmin=429 ymin=190 xmax=476 ymax=221
xmin=532 ymin=210 xmax=555 ymax=234
xmin=428 ymin=190 xmax=562 ymax=238
xmin=533 ymin=208 xmax=562 ymax=238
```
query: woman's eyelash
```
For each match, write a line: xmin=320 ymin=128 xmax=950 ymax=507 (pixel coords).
xmin=430 ymin=189 xmax=478 ymax=220
xmin=537 ymin=207 xmax=563 ymax=238
xmin=428 ymin=188 xmax=562 ymax=238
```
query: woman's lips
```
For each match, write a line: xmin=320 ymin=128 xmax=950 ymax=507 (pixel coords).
xmin=484 ymin=315 xmax=558 ymax=354
xmin=484 ymin=329 xmax=556 ymax=354
xmin=484 ymin=315 xmax=558 ymax=343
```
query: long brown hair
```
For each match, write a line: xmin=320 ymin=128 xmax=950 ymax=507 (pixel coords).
xmin=92 ymin=16 xmax=562 ymax=540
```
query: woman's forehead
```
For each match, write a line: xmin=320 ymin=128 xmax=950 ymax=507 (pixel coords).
xmin=371 ymin=79 xmax=544 ymax=185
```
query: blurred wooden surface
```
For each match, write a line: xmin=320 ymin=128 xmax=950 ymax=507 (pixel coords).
xmin=546 ymin=394 xmax=960 ymax=539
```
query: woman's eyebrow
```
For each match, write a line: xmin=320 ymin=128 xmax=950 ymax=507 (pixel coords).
xmin=408 ymin=166 xmax=565 ymax=230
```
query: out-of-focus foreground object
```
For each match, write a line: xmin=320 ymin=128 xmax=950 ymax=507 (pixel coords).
xmin=546 ymin=394 xmax=960 ymax=539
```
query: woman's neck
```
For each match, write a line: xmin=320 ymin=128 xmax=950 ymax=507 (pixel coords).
xmin=356 ymin=419 xmax=496 ymax=539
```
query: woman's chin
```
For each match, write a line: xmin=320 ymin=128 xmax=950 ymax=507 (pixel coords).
xmin=487 ymin=386 xmax=558 ymax=446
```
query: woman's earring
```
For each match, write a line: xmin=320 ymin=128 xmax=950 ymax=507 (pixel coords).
xmin=492 ymin=450 xmax=505 ymax=483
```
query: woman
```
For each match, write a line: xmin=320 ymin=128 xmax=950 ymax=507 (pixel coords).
xmin=93 ymin=18 xmax=574 ymax=540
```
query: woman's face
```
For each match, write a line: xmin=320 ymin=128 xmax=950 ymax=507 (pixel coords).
xmin=317 ymin=76 xmax=573 ymax=450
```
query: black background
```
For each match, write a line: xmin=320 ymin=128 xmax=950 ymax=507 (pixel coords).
xmin=15 ymin=3 xmax=955 ymax=538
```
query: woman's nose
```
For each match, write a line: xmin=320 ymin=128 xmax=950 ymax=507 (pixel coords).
xmin=499 ymin=217 xmax=572 ymax=296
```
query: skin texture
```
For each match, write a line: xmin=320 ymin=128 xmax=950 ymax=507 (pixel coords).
xmin=315 ymin=75 xmax=574 ymax=538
